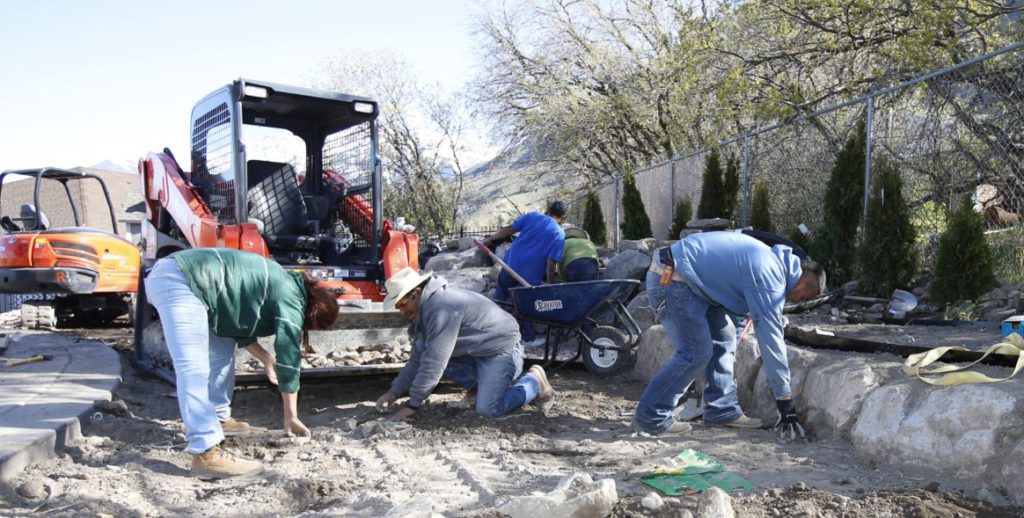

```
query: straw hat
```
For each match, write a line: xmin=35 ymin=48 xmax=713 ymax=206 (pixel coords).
xmin=383 ymin=267 xmax=432 ymax=309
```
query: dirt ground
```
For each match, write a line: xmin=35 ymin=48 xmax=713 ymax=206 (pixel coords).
xmin=2 ymin=324 xmax=1022 ymax=518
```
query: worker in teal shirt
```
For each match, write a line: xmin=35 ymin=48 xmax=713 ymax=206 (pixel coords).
xmin=483 ymin=201 xmax=567 ymax=346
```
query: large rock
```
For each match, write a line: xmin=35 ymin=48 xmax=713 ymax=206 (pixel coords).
xmin=729 ymin=335 xmax=1024 ymax=506
xmin=626 ymin=292 xmax=656 ymax=334
xmin=632 ymin=325 xmax=673 ymax=383
xmin=497 ymin=475 xmax=617 ymax=518
xmin=619 ymin=238 xmax=657 ymax=252
xmin=424 ymin=248 xmax=488 ymax=271
xmin=445 ymin=236 xmax=478 ymax=251
xmin=801 ymin=358 xmax=882 ymax=440
xmin=433 ymin=268 xmax=490 ymax=294
xmin=602 ymin=249 xmax=651 ymax=281
xmin=851 ymin=383 xmax=1019 ymax=479
xmin=494 ymin=241 xmax=513 ymax=263
xmin=745 ymin=345 xmax=819 ymax=420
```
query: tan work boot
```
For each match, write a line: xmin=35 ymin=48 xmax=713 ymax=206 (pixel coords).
xmin=220 ymin=418 xmax=250 ymax=436
xmin=183 ymin=418 xmax=251 ymax=436
xmin=191 ymin=444 xmax=263 ymax=479
xmin=704 ymin=414 xmax=765 ymax=429
xmin=528 ymin=365 xmax=555 ymax=409
xmin=633 ymin=420 xmax=692 ymax=437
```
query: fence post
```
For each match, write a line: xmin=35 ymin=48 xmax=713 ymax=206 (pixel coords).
xmin=742 ymin=134 xmax=750 ymax=226
xmin=614 ymin=176 xmax=621 ymax=251
xmin=669 ymin=159 xmax=676 ymax=226
xmin=862 ymin=95 xmax=874 ymax=242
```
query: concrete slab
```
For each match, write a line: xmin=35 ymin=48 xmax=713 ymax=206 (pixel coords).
xmin=0 ymin=331 xmax=121 ymax=481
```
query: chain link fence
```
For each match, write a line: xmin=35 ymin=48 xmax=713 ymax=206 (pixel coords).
xmin=567 ymin=41 xmax=1024 ymax=281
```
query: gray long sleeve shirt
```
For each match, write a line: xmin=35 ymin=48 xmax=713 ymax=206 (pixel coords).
xmin=390 ymin=276 xmax=521 ymax=408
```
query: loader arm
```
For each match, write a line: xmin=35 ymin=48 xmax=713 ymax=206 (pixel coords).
xmin=138 ymin=151 xmax=267 ymax=259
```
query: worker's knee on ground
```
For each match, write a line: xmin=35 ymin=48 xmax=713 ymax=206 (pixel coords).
xmin=476 ymin=400 xmax=504 ymax=418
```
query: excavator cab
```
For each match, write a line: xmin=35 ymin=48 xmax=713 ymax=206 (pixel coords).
xmin=0 ymin=168 xmax=140 ymax=328
xmin=138 ymin=79 xmax=418 ymax=301
xmin=135 ymin=79 xmax=420 ymax=382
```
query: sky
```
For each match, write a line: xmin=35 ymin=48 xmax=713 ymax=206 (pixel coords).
xmin=0 ymin=0 xmax=479 ymax=172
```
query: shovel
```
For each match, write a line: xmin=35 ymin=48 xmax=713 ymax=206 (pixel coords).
xmin=844 ymin=289 xmax=919 ymax=317
xmin=474 ymin=239 xmax=531 ymax=288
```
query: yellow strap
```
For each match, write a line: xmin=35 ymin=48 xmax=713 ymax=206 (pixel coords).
xmin=903 ymin=334 xmax=1024 ymax=386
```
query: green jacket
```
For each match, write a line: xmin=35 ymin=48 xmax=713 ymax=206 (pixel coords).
xmin=171 ymin=248 xmax=307 ymax=393
xmin=558 ymin=237 xmax=598 ymax=281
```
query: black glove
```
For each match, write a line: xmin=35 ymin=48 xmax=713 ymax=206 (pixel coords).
xmin=774 ymin=398 xmax=805 ymax=441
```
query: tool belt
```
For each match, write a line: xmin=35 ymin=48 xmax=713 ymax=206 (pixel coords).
xmin=649 ymin=247 xmax=686 ymax=283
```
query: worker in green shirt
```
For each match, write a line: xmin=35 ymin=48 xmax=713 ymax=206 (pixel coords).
xmin=558 ymin=226 xmax=600 ymax=282
xmin=145 ymin=248 xmax=339 ymax=478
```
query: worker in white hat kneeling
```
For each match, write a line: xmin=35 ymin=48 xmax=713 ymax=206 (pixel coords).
xmin=376 ymin=267 xmax=555 ymax=421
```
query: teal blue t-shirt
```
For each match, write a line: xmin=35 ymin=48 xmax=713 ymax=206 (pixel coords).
xmin=503 ymin=212 xmax=565 ymax=284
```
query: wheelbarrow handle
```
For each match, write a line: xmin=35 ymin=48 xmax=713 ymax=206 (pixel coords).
xmin=474 ymin=240 xmax=531 ymax=288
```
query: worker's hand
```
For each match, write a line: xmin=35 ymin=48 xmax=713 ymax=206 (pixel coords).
xmin=284 ymin=416 xmax=311 ymax=438
xmin=774 ymin=398 xmax=805 ymax=441
xmin=388 ymin=406 xmax=416 ymax=423
xmin=376 ymin=391 xmax=398 ymax=413
xmin=264 ymin=362 xmax=278 ymax=386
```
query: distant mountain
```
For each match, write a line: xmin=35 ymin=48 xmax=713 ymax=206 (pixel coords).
xmin=90 ymin=159 xmax=137 ymax=174
xmin=458 ymin=143 xmax=585 ymax=227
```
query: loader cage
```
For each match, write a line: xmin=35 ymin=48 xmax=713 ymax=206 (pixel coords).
xmin=187 ymin=78 xmax=382 ymax=272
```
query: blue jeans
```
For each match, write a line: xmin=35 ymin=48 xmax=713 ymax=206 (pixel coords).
xmin=563 ymin=258 xmax=599 ymax=282
xmin=442 ymin=344 xmax=540 ymax=417
xmin=494 ymin=270 xmax=536 ymax=342
xmin=634 ymin=270 xmax=746 ymax=433
xmin=145 ymin=258 xmax=237 ymax=453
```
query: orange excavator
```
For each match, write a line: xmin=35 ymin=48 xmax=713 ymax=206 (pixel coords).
xmin=133 ymin=79 xmax=419 ymax=376
xmin=0 ymin=168 xmax=140 ymax=328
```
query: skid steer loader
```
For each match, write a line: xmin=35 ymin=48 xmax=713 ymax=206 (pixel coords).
xmin=0 ymin=168 xmax=140 ymax=328
xmin=134 ymin=79 xmax=418 ymax=382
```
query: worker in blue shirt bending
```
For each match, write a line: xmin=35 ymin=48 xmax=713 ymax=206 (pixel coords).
xmin=633 ymin=231 xmax=826 ymax=439
xmin=483 ymin=201 xmax=567 ymax=347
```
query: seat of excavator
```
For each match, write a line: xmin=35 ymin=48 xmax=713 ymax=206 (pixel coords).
xmin=246 ymin=160 xmax=317 ymax=250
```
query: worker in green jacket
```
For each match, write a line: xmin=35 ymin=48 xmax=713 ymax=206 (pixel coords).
xmin=144 ymin=248 xmax=339 ymax=478
xmin=558 ymin=226 xmax=600 ymax=282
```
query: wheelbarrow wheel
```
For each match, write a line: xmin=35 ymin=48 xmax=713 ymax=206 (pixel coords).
xmin=583 ymin=325 xmax=632 ymax=377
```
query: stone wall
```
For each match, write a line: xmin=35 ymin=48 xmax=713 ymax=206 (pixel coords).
xmin=632 ymin=324 xmax=1024 ymax=505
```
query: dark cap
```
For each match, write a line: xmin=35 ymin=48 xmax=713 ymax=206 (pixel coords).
xmin=547 ymin=200 xmax=566 ymax=218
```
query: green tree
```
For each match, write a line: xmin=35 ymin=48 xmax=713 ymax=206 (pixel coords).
xmin=813 ymin=121 xmax=866 ymax=286
xmin=723 ymin=153 xmax=741 ymax=220
xmin=668 ymin=197 xmax=694 ymax=240
xmin=697 ymin=148 xmax=725 ymax=219
xmin=314 ymin=51 xmax=472 ymax=235
xmin=474 ymin=0 xmax=1021 ymax=185
xmin=748 ymin=180 xmax=775 ymax=233
xmin=582 ymin=189 xmax=608 ymax=247
xmin=857 ymin=158 xmax=918 ymax=297
xmin=620 ymin=168 xmax=653 ymax=239
xmin=930 ymin=192 xmax=996 ymax=305
xmin=788 ymin=226 xmax=812 ymax=255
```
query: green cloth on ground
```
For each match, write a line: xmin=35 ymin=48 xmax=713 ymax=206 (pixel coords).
xmin=640 ymin=449 xmax=754 ymax=496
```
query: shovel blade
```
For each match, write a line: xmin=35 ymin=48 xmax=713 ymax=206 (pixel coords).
xmin=888 ymin=289 xmax=919 ymax=317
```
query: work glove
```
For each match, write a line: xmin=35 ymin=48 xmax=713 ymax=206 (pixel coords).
xmin=774 ymin=398 xmax=805 ymax=441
